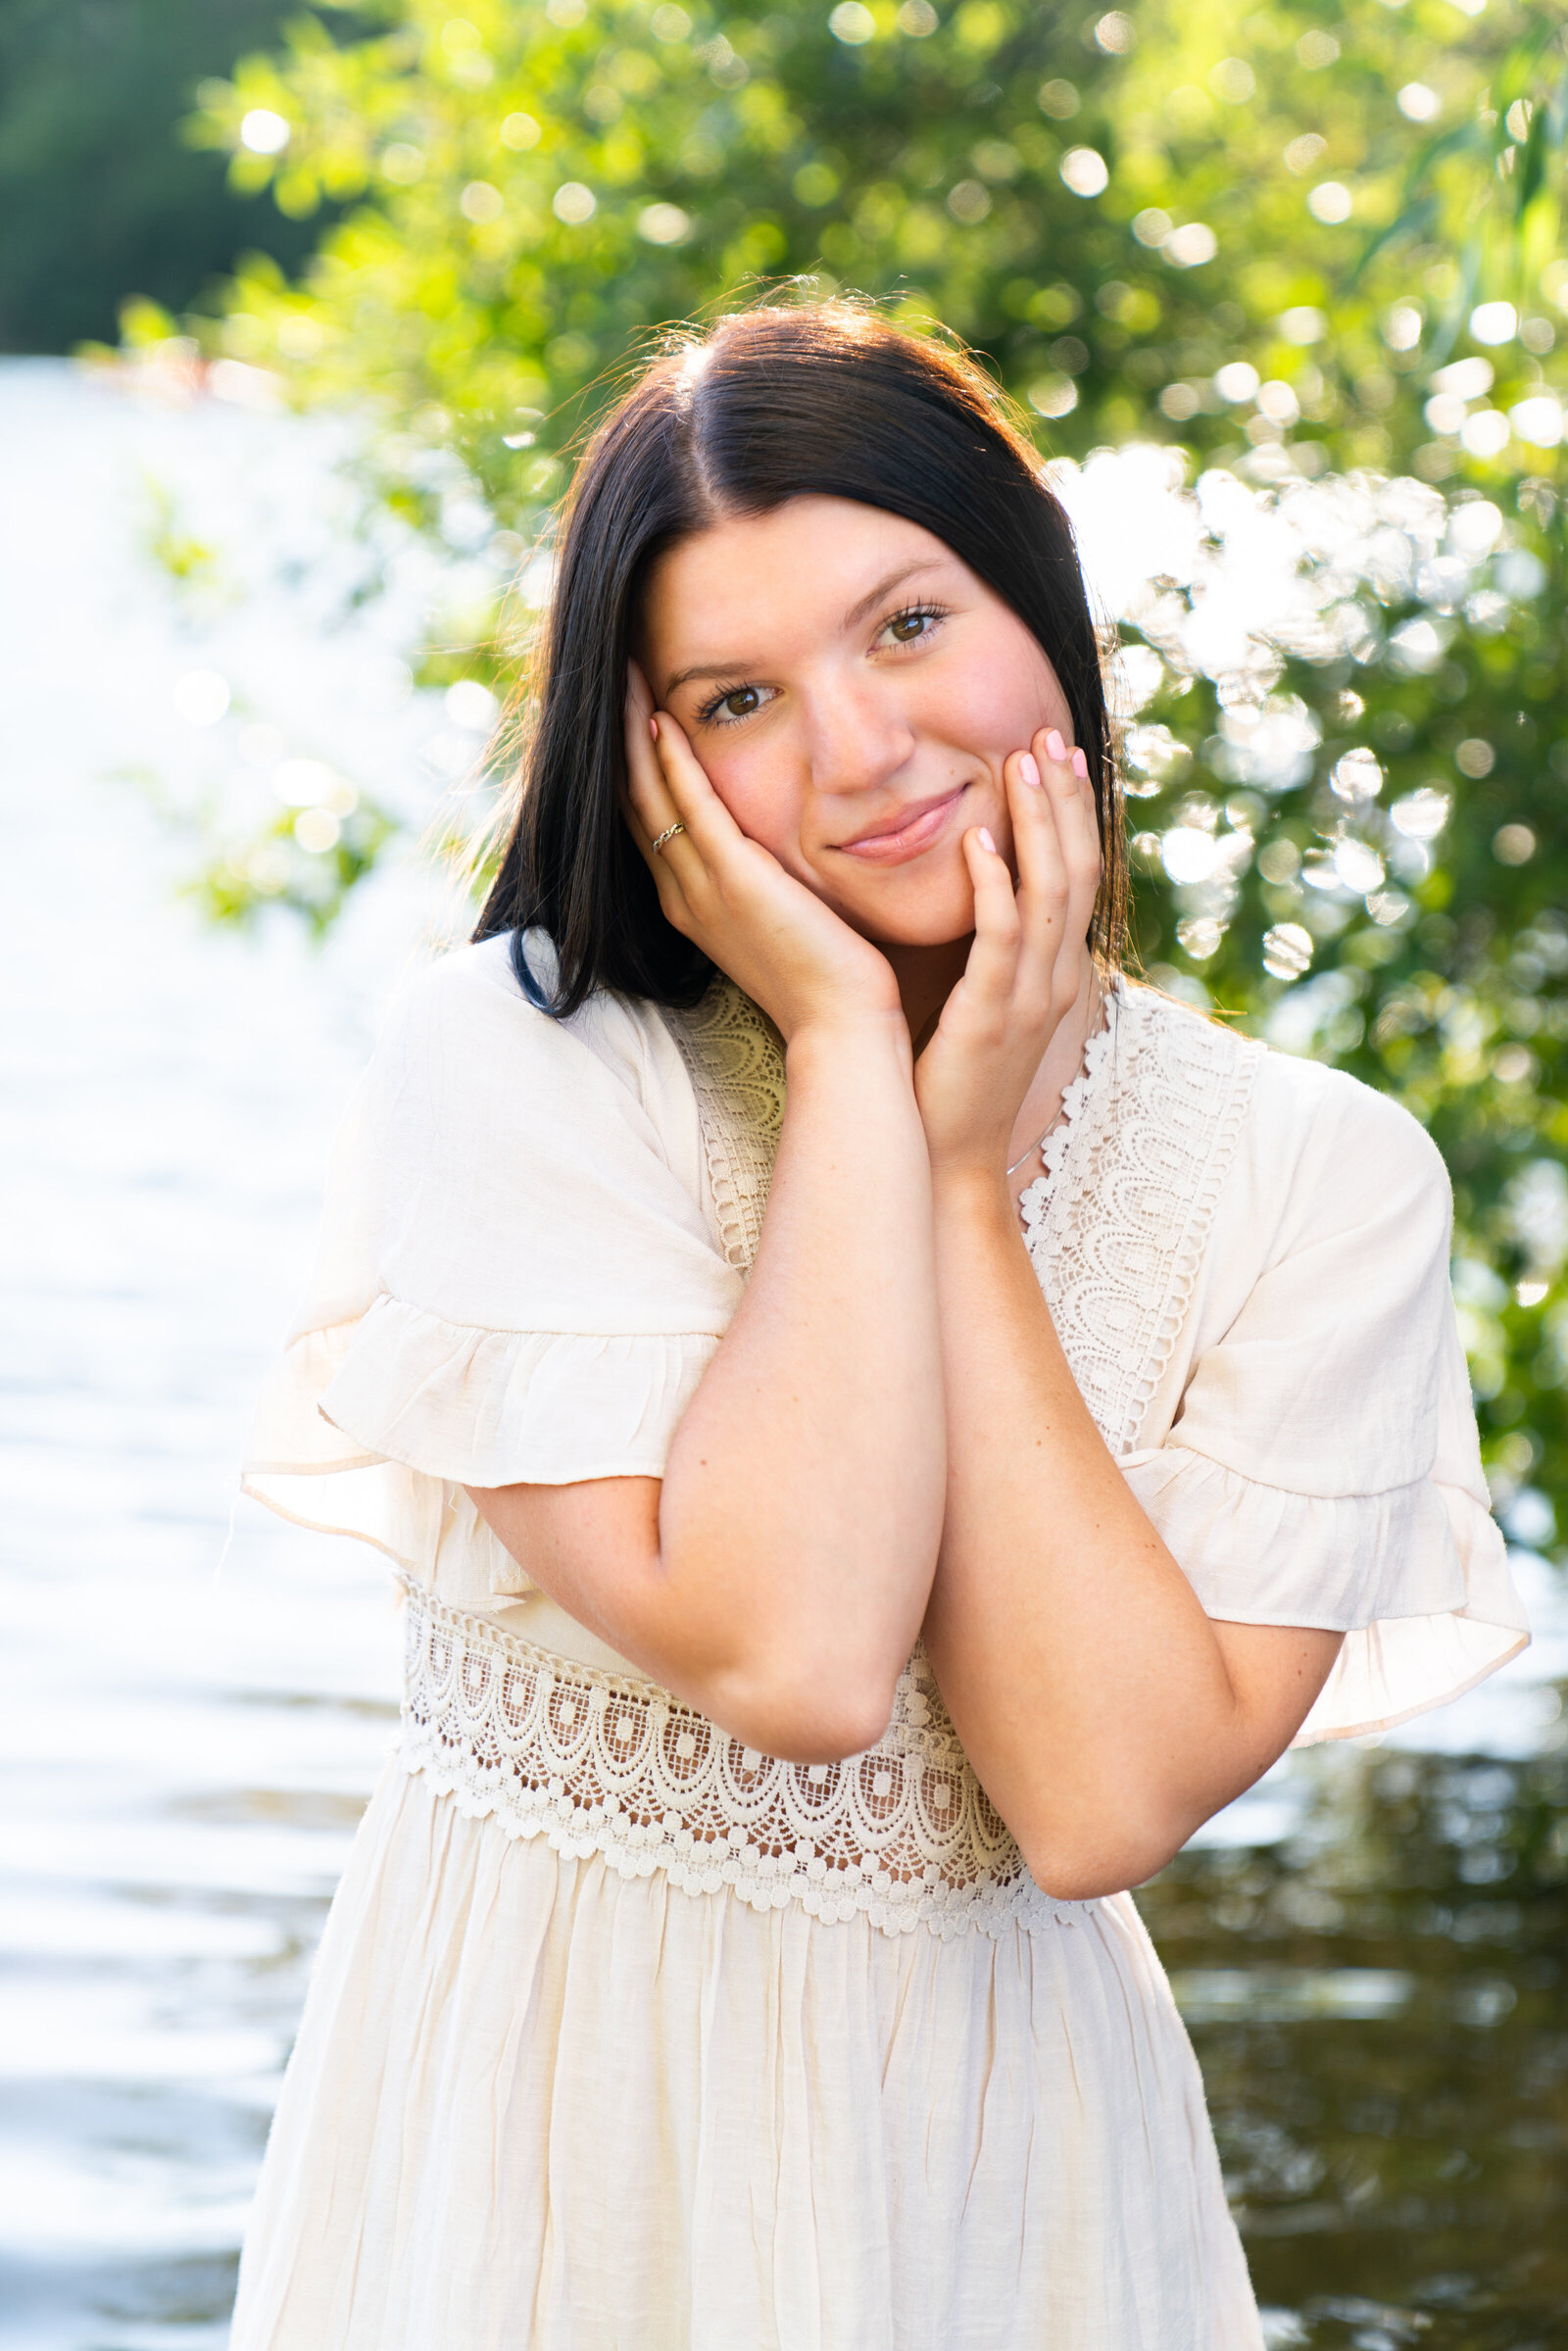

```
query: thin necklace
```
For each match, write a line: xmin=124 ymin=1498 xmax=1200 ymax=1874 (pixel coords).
xmin=1004 ymin=980 xmax=1103 ymax=1180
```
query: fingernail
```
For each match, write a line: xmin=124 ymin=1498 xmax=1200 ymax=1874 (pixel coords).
xmin=1070 ymin=747 xmax=1089 ymax=780
xmin=1019 ymin=751 xmax=1042 ymax=789
xmin=649 ymin=715 xmax=660 ymax=740
xmin=978 ymin=826 xmax=997 ymax=854
xmin=1044 ymin=728 xmax=1066 ymax=764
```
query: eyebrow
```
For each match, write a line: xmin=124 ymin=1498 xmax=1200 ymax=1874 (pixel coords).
xmin=662 ymin=558 xmax=947 ymax=697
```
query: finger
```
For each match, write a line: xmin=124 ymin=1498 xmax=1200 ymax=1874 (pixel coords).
xmin=1007 ymin=739 xmax=1068 ymax=906
xmin=1044 ymin=726 xmax=1102 ymax=862
xmin=958 ymin=825 xmax=1023 ymax=1004
xmin=1036 ymin=724 xmax=1102 ymax=864
xmin=1006 ymin=742 xmax=1071 ymax=993
xmin=1028 ymin=727 xmax=1101 ymax=959
xmin=646 ymin=708 xmax=749 ymax=866
xmin=620 ymin=676 xmax=701 ymax=939
xmin=622 ymin=664 xmax=679 ymax=854
xmin=1042 ymin=730 xmax=1103 ymax=971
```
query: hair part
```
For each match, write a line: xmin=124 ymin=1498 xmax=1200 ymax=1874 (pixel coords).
xmin=474 ymin=300 xmax=1127 ymax=1015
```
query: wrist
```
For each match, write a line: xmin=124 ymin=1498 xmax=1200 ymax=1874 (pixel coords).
xmin=784 ymin=1005 xmax=913 ymax=1073
xmin=928 ymin=1156 xmax=1014 ymax=1225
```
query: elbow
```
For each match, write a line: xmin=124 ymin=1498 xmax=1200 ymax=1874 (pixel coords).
xmin=1017 ymin=1812 xmax=1193 ymax=1904
xmin=1023 ymin=1852 xmax=1170 ymax=1903
xmin=702 ymin=1655 xmax=898 ymax=1768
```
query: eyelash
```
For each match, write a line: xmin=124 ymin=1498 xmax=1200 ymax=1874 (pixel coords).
xmin=884 ymin=601 xmax=948 ymax=645
xmin=695 ymin=603 xmax=951 ymax=726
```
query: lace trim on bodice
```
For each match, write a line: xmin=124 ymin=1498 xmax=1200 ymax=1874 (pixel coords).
xmin=1021 ymin=986 xmax=1261 ymax=1458
xmin=400 ymin=1577 xmax=1082 ymax=1937
xmin=1003 ymin=982 xmax=1115 ymax=1209
xmin=399 ymin=974 xmax=1260 ymax=1933
xmin=664 ymin=980 xmax=785 ymax=1272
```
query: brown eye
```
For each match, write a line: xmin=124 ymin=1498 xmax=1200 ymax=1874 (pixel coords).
xmin=889 ymin=611 xmax=931 ymax=643
xmin=722 ymin=687 xmax=761 ymax=718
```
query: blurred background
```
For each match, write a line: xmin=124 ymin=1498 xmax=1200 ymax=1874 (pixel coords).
xmin=3 ymin=0 xmax=1568 ymax=2343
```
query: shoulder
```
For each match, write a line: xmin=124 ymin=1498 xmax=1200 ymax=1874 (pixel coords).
xmin=1123 ymin=981 xmax=1449 ymax=1260
xmin=1247 ymin=1031 xmax=1448 ymax=1210
xmin=1237 ymin=1024 xmax=1448 ymax=1265
xmin=376 ymin=931 xmax=679 ymax=1109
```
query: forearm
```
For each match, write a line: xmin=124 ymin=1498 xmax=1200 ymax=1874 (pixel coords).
xmin=473 ymin=1016 xmax=946 ymax=1762
xmin=654 ymin=1016 xmax=946 ymax=1748
xmin=920 ymin=1173 xmax=1281 ymax=1895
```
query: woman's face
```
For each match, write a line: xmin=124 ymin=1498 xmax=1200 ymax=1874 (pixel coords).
xmin=638 ymin=496 xmax=1075 ymax=947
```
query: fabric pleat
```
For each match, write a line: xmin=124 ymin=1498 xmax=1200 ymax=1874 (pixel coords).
xmin=231 ymin=1763 xmax=1261 ymax=2351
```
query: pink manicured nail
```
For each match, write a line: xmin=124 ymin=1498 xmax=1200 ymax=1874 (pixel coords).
xmin=978 ymin=826 xmax=997 ymax=854
xmin=1044 ymin=728 xmax=1066 ymax=764
xmin=1019 ymin=751 xmax=1042 ymax=789
xmin=1070 ymin=747 xmax=1090 ymax=780
xmin=649 ymin=715 xmax=660 ymax=740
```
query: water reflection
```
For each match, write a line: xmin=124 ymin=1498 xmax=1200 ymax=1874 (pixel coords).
xmin=1139 ymin=1724 xmax=1568 ymax=2345
xmin=0 ymin=360 xmax=410 ymax=2349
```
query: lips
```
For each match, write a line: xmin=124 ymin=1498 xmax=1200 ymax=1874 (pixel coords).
xmin=835 ymin=785 xmax=970 ymax=865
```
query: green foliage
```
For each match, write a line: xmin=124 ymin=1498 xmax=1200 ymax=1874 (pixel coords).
xmin=0 ymin=0 xmax=326 ymax=352
xmin=1105 ymin=461 xmax=1568 ymax=1544
xmin=162 ymin=0 xmax=1568 ymax=1541
xmin=183 ymin=790 xmax=400 ymax=933
xmin=189 ymin=0 xmax=1568 ymax=486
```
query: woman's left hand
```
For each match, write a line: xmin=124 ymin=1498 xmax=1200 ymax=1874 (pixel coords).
xmin=913 ymin=726 xmax=1102 ymax=1181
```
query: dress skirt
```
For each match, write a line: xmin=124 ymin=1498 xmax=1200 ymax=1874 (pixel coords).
xmin=230 ymin=1755 xmax=1263 ymax=2351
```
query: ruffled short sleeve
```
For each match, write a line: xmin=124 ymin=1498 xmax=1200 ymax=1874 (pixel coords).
xmin=242 ymin=936 xmax=743 ymax=1601
xmin=1119 ymin=1066 xmax=1527 ymax=1744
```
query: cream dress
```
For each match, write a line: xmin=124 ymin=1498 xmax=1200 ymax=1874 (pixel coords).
xmin=232 ymin=933 xmax=1526 ymax=2351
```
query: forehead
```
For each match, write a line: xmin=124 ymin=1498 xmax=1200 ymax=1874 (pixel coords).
xmin=640 ymin=497 xmax=965 ymax=659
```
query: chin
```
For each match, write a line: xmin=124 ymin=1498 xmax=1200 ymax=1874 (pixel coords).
xmin=839 ymin=875 xmax=979 ymax=950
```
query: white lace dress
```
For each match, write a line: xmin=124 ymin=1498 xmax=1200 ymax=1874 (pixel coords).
xmin=232 ymin=934 xmax=1526 ymax=2351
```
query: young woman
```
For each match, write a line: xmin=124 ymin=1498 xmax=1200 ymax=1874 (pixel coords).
xmin=235 ymin=303 xmax=1527 ymax=2349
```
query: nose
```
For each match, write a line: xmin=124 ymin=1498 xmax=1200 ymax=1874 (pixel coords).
xmin=802 ymin=671 xmax=917 ymax=801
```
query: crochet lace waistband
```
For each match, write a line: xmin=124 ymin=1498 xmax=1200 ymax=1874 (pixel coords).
xmin=397 ymin=1579 xmax=1080 ymax=1939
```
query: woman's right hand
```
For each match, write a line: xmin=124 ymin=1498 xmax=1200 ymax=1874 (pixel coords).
xmin=623 ymin=663 xmax=902 ymax=1045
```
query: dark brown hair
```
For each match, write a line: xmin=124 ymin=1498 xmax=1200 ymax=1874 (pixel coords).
xmin=475 ymin=300 xmax=1126 ymax=1014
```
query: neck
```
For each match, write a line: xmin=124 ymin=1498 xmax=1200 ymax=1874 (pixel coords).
xmin=882 ymin=938 xmax=1101 ymax=1076
xmin=1004 ymin=949 xmax=1102 ymax=1170
xmin=883 ymin=937 xmax=974 ymax=1053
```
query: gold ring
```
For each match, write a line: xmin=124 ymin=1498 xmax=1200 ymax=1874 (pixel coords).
xmin=652 ymin=822 xmax=686 ymax=854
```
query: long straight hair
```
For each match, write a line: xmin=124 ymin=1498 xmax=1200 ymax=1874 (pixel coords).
xmin=474 ymin=301 xmax=1126 ymax=1015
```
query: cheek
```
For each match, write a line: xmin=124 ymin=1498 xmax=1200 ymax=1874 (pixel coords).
xmin=701 ymin=744 xmax=807 ymax=866
xmin=920 ymin=632 xmax=1068 ymax=751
